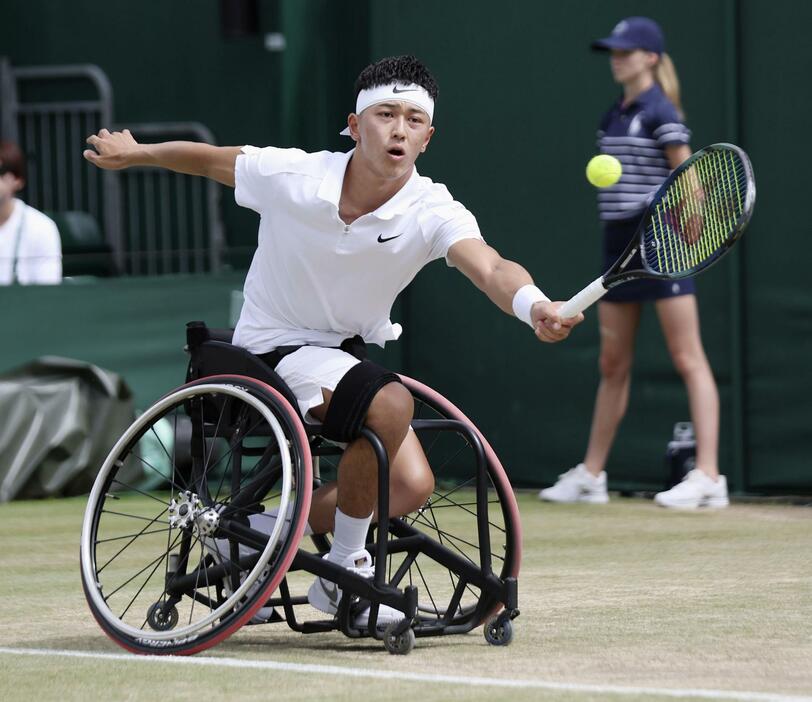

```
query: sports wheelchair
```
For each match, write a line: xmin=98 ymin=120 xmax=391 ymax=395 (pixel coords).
xmin=80 ymin=322 xmax=521 ymax=655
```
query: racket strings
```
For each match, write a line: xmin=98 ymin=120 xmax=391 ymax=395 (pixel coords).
xmin=644 ymin=150 xmax=750 ymax=275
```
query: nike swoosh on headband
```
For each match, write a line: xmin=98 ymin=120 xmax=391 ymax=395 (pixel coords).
xmin=377 ymin=233 xmax=404 ymax=243
xmin=392 ymin=86 xmax=419 ymax=93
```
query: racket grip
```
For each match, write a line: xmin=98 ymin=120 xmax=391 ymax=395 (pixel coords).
xmin=558 ymin=277 xmax=608 ymax=318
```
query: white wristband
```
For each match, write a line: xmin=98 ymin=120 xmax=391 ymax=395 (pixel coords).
xmin=512 ymin=284 xmax=550 ymax=328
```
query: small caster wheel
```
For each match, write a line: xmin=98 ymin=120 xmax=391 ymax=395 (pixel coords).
xmin=146 ymin=601 xmax=178 ymax=631
xmin=383 ymin=622 xmax=416 ymax=655
xmin=484 ymin=615 xmax=513 ymax=646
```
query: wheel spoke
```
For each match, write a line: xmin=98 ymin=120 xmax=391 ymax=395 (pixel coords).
xmin=408 ymin=511 xmax=478 ymax=565
xmin=118 ymin=531 xmax=184 ymax=621
xmin=426 ymin=499 xmax=501 ymax=509
xmin=202 ymin=530 xmax=254 ymax=573
xmin=208 ymin=406 xmax=269 ymax=504
xmin=411 ymin=558 xmax=439 ymax=619
xmin=188 ymin=538 xmax=205 ymax=624
xmin=130 ymin=450 xmax=187 ymax=494
xmin=97 ymin=507 xmax=170 ymax=573
xmin=200 ymin=537 xmax=214 ymax=614
xmin=427 ymin=476 xmax=476 ymax=507
xmin=219 ymin=494 xmax=282 ymax=517
xmin=426 ymin=492 xmax=506 ymax=534
xmin=146 ymin=421 xmax=187 ymax=492
xmin=101 ymin=508 xmax=168 ymax=523
xmin=201 ymin=394 xmax=231 ymax=501
xmin=425 ymin=441 xmax=468 ymax=477
xmin=419 ymin=429 xmax=443 ymax=460
xmin=136 ymin=529 xmax=209 ymax=630
xmin=216 ymin=457 xmax=279 ymax=513
xmin=95 ymin=527 xmax=171 ymax=545
xmin=105 ymin=530 xmax=184 ymax=604
xmin=110 ymin=479 xmax=170 ymax=507
xmin=218 ymin=437 xmax=279 ymax=503
xmin=424 ymin=498 xmax=461 ymax=598
xmin=162 ymin=413 xmax=179 ymax=618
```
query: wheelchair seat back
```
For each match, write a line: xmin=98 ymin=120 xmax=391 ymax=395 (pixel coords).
xmin=185 ymin=321 xmax=304 ymax=423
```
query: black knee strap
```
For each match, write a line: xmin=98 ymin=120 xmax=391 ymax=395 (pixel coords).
xmin=321 ymin=360 xmax=401 ymax=443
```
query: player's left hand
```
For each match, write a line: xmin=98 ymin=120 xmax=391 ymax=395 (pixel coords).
xmin=84 ymin=128 xmax=141 ymax=170
xmin=531 ymin=300 xmax=583 ymax=343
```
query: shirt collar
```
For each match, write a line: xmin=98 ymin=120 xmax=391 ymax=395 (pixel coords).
xmin=317 ymin=148 xmax=421 ymax=221
xmin=617 ymin=82 xmax=663 ymax=111
xmin=316 ymin=149 xmax=354 ymax=206
xmin=373 ymin=168 xmax=420 ymax=220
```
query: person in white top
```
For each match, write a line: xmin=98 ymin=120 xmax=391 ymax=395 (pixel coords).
xmin=84 ymin=55 xmax=583 ymax=628
xmin=0 ymin=141 xmax=62 ymax=285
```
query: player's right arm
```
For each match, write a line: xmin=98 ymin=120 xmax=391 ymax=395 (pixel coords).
xmin=83 ymin=129 xmax=241 ymax=187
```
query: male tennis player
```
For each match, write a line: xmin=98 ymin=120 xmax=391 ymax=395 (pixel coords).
xmin=84 ymin=55 xmax=582 ymax=628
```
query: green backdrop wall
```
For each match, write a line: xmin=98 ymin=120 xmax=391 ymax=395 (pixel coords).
xmin=1 ymin=0 xmax=809 ymax=493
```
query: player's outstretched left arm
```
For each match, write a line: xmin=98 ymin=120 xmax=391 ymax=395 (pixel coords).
xmin=448 ymin=238 xmax=583 ymax=343
xmin=83 ymin=128 xmax=242 ymax=187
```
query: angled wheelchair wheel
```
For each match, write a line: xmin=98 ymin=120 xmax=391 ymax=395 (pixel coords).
xmin=80 ymin=375 xmax=312 ymax=655
xmin=312 ymin=375 xmax=522 ymax=635
xmin=389 ymin=376 xmax=521 ymax=633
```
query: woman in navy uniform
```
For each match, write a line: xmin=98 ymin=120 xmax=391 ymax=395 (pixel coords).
xmin=540 ymin=17 xmax=728 ymax=509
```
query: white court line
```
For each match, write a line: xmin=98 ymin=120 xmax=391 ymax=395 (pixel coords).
xmin=1 ymin=647 xmax=810 ymax=702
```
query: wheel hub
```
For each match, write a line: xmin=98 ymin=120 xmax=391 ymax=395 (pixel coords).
xmin=168 ymin=490 xmax=221 ymax=535
xmin=168 ymin=490 xmax=203 ymax=530
xmin=196 ymin=506 xmax=220 ymax=536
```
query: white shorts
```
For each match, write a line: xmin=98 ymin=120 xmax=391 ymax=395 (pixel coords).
xmin=274 ymin=346 xmax=361 ymax=423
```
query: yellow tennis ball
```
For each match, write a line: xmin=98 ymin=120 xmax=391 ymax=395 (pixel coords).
xmin=586 ymin=154 xmax=622 ymax=188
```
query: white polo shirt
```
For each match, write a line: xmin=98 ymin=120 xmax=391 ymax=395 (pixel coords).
xmin=0 ymin=199 xmax=62 ymax=285
xmin=232 ymin=146 xmax=482 ymax=354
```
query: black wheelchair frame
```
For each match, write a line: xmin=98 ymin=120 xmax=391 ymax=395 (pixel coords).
xmin=79 ymin=323 xmax=521 ymax=655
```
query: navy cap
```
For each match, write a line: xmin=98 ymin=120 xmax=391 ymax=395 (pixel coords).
xmin=592 ymin=17 xmax=665 ymax=55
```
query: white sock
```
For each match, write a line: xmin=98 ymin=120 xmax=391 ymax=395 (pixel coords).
xmin=327 ymin=507 xmax=372 ymax=564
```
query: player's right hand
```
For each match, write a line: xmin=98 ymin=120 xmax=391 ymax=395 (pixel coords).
xmin=532 ymin=300 xmax=583 ymax=343
xmin=83 ymin=128 xmax=140 ymax=169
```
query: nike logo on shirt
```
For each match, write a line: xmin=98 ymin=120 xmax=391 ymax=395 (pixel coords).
xmin=377 ymin=233 xmax=403 ymax=243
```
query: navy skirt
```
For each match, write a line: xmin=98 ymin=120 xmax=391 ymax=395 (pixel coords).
xmin=601 ymin=217 xmax=696 ymax=303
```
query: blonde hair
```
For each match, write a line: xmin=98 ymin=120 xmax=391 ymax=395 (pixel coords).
xmin=654 ymin=53 xmax=684 ymax=119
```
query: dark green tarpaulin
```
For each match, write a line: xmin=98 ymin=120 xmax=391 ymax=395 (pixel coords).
xmin=0 ymin=357 xmax=135 ymax=501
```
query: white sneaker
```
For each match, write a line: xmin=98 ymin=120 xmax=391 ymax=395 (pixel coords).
xmin=538 ymin=464 xmax=609 ymax=504
xmin=307 ymin=549 xmax=404 ymax=629
xmin=654 ymin=469 xmax=729 ymax=509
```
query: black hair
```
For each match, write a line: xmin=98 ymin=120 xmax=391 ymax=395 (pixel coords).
xmin=354 ymin=55 xmax=439 ymax=100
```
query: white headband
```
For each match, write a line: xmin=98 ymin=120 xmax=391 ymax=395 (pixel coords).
xmin=339 ymin=82 xmax=435 ymax=136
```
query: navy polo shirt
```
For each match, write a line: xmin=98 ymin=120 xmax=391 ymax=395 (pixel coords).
xmin=596 ymin=83 xmax=691 ymax=222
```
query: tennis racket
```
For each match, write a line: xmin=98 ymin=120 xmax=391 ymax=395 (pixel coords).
xmin=558 ymin=143 xmax=756 ymax=318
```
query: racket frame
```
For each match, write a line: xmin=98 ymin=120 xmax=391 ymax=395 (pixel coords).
xmin=558 ymin=142 xmax=756 ymax=318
